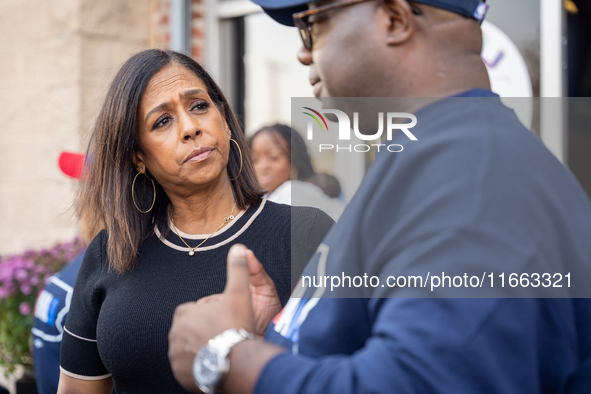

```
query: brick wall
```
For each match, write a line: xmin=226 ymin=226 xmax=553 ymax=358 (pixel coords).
xmin=191 ymin=0 xmax=205 ymax=60
xmin=151 ymin=0 xmax=171 ymax=48
xmin=150 ymin=0 xmax=206 ymax=61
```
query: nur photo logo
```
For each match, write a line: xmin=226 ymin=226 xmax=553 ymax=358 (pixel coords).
xmin=301 ymin=107 xmax=418 ymax=153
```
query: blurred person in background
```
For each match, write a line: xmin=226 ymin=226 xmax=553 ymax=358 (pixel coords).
xmin=250 ymin=123 xmax=344 ymax=220
xmin=57 ymin=49 xmax=333 ymax=394
xmin=167 ymin=0 xmax=591 ymax=393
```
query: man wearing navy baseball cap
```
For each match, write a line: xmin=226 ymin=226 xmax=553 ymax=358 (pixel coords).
xmin=256 ymin=0 xmax=488 ymax=33
xmin=168 ymin=1 xmax=591 ymax=393
xmin=255 ymin=0 xmax=490 ymax=99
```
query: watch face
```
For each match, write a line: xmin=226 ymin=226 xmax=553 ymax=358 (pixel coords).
xmin=194 ymin=345 xmax=223 ymax=388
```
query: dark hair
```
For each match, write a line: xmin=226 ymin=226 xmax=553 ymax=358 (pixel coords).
xmin=78 ymin=49 xmax=263 ymax=273
xmin=307 ymin=173 xmax=342 ymax=199
xmin=249 ymin=123 xmax=315 ymax=181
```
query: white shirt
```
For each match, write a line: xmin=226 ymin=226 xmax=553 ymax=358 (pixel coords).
xmin=267 ymin=180 xmax=344 ymax=222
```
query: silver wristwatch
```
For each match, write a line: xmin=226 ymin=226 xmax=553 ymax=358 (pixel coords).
xmin=192 ymin=328 xmax=255 ymax=393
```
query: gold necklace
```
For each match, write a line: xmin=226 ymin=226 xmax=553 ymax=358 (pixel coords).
xmin=169 ymin=202 xmax=237 ymax=256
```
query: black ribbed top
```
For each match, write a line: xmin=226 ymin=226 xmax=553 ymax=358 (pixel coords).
xmin=60 ymin=200 xmax=334 ymax=393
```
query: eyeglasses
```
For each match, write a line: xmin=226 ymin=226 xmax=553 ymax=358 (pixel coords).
xmin=293 ymin=0 xmax=422 ymax=50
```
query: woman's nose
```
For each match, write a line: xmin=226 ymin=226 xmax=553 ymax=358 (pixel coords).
xmin=179 ymin=112 xmax=200 ymax=141
xmin=255 ymin=158 xmax=269 ymax=172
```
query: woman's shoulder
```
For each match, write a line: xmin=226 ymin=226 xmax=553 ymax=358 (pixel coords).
xmin=86 ymin=229 xmax=107 ymax=254
xmin=260 ymin=199 xmax=289 ymax=216
xmin=262 ymin=200 xmax=335 ymax=232
xmin=79 ymin=230 xmax=109 ymax=275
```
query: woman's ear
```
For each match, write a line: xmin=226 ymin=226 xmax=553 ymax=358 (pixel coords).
xmin=132 ymin=150 xmax=146 ymax=173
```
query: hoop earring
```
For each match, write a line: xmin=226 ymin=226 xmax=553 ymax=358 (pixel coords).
xmin=132 ymin=171 xmax=156 ymax=213
xmin=230 ymin=138 xmax=243 ymax=181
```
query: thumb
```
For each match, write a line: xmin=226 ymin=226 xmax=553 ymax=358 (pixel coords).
xmin=225 ymin=244 xmax=251 ymax=295
xmin=246 ymin=249 xmax=273 ymax=288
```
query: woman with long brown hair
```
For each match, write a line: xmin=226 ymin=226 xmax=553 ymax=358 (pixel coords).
xmin=57 ymin=49 xmax=333 ymax=394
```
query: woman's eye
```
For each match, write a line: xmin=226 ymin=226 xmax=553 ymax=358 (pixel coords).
xmin=191 ymin=101 xmax=210 ymax=111
xmin=153 ymin=116 xmax=172 ymax=129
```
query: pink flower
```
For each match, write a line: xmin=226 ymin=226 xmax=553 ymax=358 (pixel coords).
xmin=14 ymin=268 xmax=28 ymax=282
xmin=0 ymin=268 xmax=10 ymax=282
xmin=19 ymin=302 xmax=31 ymax=316
xmin=0 ymin=286 xmax=9 ymax=299
xmin=21 ymin=283 xmax=32 ymax=295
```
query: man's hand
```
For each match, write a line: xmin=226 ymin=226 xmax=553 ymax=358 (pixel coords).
xmin=168 ymin=244 xmax=256 ymax=392
xmin=246 ymin=249 xmax=282 ymax=336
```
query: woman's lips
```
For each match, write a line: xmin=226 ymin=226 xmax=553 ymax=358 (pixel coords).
xmin=186 ymin=149 xmax=212 ymax=163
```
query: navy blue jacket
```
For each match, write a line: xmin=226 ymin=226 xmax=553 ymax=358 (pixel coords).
xmin=259 ymin=90 xmax=591 ymax=393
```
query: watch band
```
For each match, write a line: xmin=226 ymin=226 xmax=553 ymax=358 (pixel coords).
xmin=193 ymin=328 xmax=255 ymax=393
xmin=209 ymin=328 xmax=254 ymax=357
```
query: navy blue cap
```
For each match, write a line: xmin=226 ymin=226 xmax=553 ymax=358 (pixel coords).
xmin=253 ymin=0 xmax=488 ymax=27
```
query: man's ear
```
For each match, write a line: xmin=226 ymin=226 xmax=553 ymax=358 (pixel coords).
xmin=381 ymin=0 xmax=415 ymax=46
xmin=133 ymin=150 xmax=146 ymax=173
